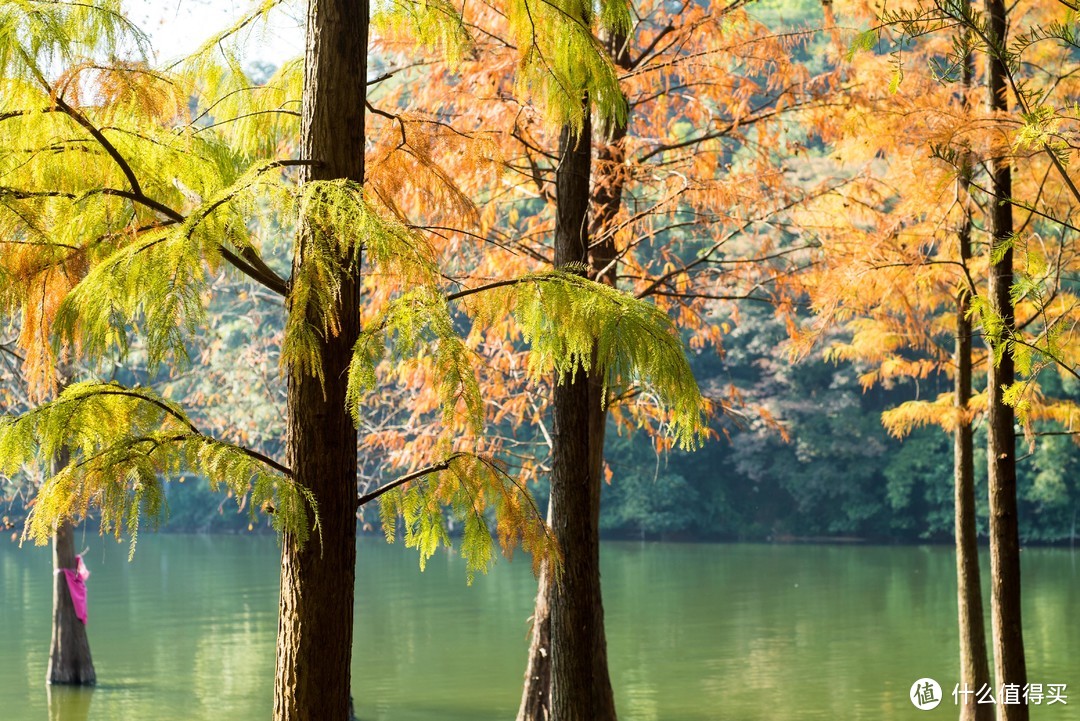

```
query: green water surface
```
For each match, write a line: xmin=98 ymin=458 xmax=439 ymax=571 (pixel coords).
xmin=1 ymin=536 xmax=1077 ymax=720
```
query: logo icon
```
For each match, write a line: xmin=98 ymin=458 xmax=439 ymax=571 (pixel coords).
xmin=911 ymin=678 xmax=943 ymax=710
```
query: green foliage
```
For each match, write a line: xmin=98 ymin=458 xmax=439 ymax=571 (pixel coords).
xmin=503 ymin=0 xmax=628 ymax=132
xmin=373 ymin=0 xmax=471 ymax=62
xmin=846 ymin=29 xmax=878 ymax=61
xmin=882 ymin=429 xmax=954 ymax=538
xmin=968 ymin=294 xmax=1008 ymax=366
xmin=348 ymin=270 xmax=708 ymax=448
xmin=0 ymin=0 xmax=711 ymax=579
xmin=1015 ymin=104 xmax=1065 ymax=157
xmin=286 ymin=179 xmax=427 ymax=383
xmin=0 ymin=381 xmax=312 ymax=556
xmin=371 ymin=0 xmax=628 ymax=130
xmin=599 ymin=433 xmax=707 ymax=537
xmin=51 ymin=158 xmax=295 ymax=371
xmin=476 ymin=271 xmax=707 ymax=449
xmin=0 ymin=0 xmax=149 ymax=75
xmin=347 ymin=285 xmax=482 ymax=433
xmin=376 ymin=453 xmax=556 ymax=584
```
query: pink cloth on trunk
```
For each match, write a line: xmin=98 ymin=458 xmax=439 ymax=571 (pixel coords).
xmin=61 ymin=555 xmax=89 ymax=624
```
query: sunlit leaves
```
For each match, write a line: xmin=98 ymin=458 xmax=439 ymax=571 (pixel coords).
xmin=0 ymin=0 xmax=150 ymax=79
xmin=373 ymin=0 xmax=471 ymax=63
xmin=374 ymin=0 xmax=629 ymax=131
xmin=0 ymin=0 xmax=722 ymax=579
xmin=506 ymin=0 xmax=628 ymax=131
xmin=846 ymin=28 xmax=878 ymax=60
xmin=347 ymin=285 xmax=482 ymax=435
xmin=473 ymin=271 xmax=707 ymax=450
xmin=0 ymin=381 xmax=312 ymax=556
xmin=285 ymin=179 xmax=441 ymax=383
xmin=375 ymin=452 xmax=557 ymax=583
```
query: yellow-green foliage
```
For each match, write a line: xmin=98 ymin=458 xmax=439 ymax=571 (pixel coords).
xmin=374 ymin=0 xmax=629 ymax=131
xmin=507 ymin=0 xmax=629 ymax=131
xmin=373 ymin=0 xmax=471 ymax=63
xmin=349 ymin=270 xmax=708 ymax=451
xmin=0 ymin=1 xmax=149 ymax=77
xmin=52 ymin=158 xmax=295 ymax=370
xmin=347 ymin=285 xmax=482 ymax=434
xmin=285 ymin=179 xmax=441 ymax=383
xmin=177 ymin=4 xmax=303 ymax=160
xmin=0 ymin=381 xmax=313 ymax=557
xmin=376 ymin=453 xmax=556 ymax=584
xmin=475 ymin=271 xmax=707 ymax=450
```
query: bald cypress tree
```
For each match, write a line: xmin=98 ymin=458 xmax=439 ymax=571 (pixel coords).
xmin=0 ymin=2 xmax=704 ymax=718
xmin=984 ymin=2 xmax=1027 ymax=718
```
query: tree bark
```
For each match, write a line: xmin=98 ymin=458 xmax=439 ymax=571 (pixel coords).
xmin=985 ymin=2 xmax=1027 ymax=719
xmin=955 ymin=188 xmax=992 ymax=721
xmin=273 ymin=1 xmax=367 ymax=719
xmin=47 ymin=518 xmax=95 ymax=685
xmin=954 ymin=22 xmax=992 ymax=721
xmin=546 ymin=115 xmax=619 ymax=721
xmin=518 ymin=28 xmax=630 ymax=721
xmin=516 ymin=503 xmax=553 ymax=721
xmin=590 ymin=26 xmax=630 ymax=290
xmin=956 ymin=205 xmax=992 ymax=721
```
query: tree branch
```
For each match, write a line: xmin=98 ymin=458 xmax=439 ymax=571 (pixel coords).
xmin=357 ymin=456 xmax=459 ymax=508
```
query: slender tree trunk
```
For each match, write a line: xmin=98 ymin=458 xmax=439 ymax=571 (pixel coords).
xmin=546 ymin=114 xmax=619 ymax=721
xmin=48 ymin=518 xmax=95 ymax=685
xmin=985 ymin=2 xmax=1027 ymax=719
xmin=591 ymin=28 xmax=630 ymax=289
xmin=518 ymin=29 xmax=630 ymax=721
xmin=955 ymin=183 xmax=992 ymax=721
xmin=516 ymin=500 xmax=553 ymax=721
xmin=273 ymin=1 xmax=367 ymax=719
xmin=954 ymin=22 xmax=992 ymax=721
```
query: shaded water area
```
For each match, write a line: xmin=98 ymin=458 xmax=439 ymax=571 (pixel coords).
xmin=1 ymin=536 xmax=1078 ymax=720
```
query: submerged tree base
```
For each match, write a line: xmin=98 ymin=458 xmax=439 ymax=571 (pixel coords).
xmin=48 ymin=521 xmax=95 ymax=686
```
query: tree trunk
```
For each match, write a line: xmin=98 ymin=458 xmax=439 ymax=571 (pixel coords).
xmin=985 ymin=2 xmax=1027 ymax=719
xmin=273 ymin=1 xmax=367 ymax=719
xmin=516 ymin=502 xmax=553 ymax=721
xmin=546 ymin=115 xmax=619 ymax=721
xmin=954 ymin=23 xmax=992 ymax=721
xmin=590 ymin=26 xmax=630 ymax=290
xmin=47 ymin=518 xmax=95 ymax=685
xmin=955 ymin=194 xmax=992 ymax=721
xmin=518 ymin=28 xmax=630 ymax=721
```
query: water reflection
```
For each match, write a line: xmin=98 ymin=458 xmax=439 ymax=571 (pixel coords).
xmin=46 ymin=684 xmax=94 ymax=721
xmin=3 ymin=539 xmax=1079 ymax=721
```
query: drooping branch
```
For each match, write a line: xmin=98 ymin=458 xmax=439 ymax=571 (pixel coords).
xmin=32 ymin=76 xmax=291 ymax=296
xmin=356 ymin=455 xmax=460 ymax=508
xmin=47 ymin=385 xmax=294 ymax=477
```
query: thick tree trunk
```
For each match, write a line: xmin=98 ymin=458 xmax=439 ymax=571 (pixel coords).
xmin=546 ymin=116 xmax=619 ymax=721
xmin=47 ymin=519 xmax=95 ymax=685
xmin=985 ymin=3 xmax=1027 ymax=720
xmin=273 ymin=1 xmax=367 ymax=719
xmin=954 ymin=25 xmax=992 ymax=721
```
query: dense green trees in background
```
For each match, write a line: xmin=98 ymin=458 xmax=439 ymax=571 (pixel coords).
xmin=27 ymin=303 xmax=1072 ymax=545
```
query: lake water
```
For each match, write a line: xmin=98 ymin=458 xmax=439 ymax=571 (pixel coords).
xmin=1 ymin=536 xmax=1077 ymax=720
